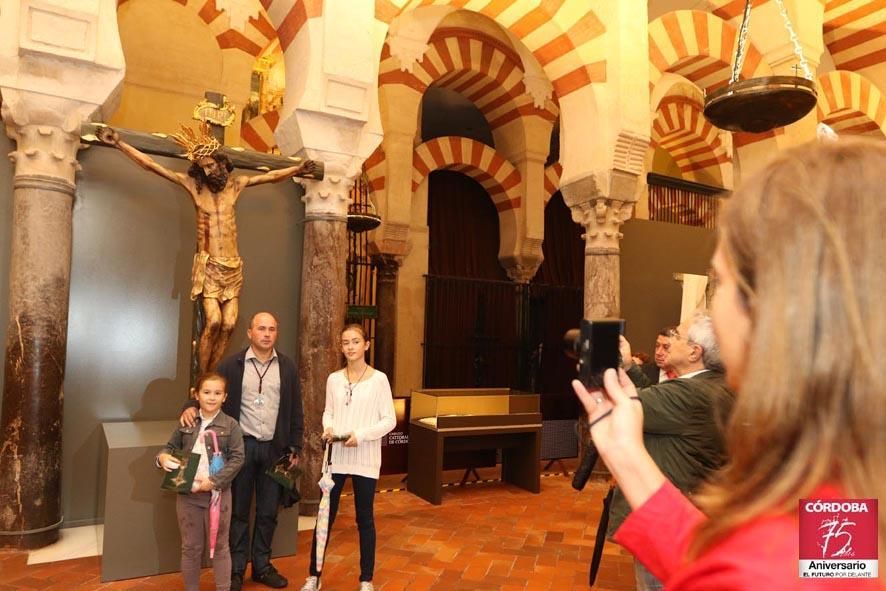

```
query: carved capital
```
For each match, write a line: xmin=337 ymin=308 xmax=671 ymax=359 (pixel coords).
xmin=570 ymin=198 xmax=634 ymax=254
xmin=522 ymin=73 xmax=554 ymax=109
xmin=295 ymin=152 xmax=367 ymax=219
xmin=504 ymin=262 xmax=540 ymax=284
xmin=2 ymin=94 xmax=89 ymax=182
xmin=386 ymin=35 xmax=431 ymax=73
xmin=371 ymin=253 xmax=402 ymax=282
xmin=501 ymin=237 xmax=544 ymax=284
xmin=299 ymin=174 xmax=353 ymax=220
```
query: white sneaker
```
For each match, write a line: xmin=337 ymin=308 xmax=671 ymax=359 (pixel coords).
xmin=300 ymin=576 xmax=321 ymax=591
xmin=359 ymin=583 xmax=374 ymax=591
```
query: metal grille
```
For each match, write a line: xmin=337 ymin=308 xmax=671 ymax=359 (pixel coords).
xmin=647 ymin=172 xmax=727 ymax=229
xmin=346 ymin=174 xmax=377 ymax=364
xmin=422 ymin=275 xmax=582 ymax=395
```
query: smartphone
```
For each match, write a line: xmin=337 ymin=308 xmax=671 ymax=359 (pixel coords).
xmin=577 ymin=319 xmax=625 ymax=389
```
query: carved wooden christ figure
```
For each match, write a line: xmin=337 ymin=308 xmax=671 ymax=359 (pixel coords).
xmin=97 ymin=124 xmax=321 ymax=373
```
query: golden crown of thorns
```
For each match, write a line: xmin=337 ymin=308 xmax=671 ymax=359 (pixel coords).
xmin=171 ymin=122 xmax=221 ymax=161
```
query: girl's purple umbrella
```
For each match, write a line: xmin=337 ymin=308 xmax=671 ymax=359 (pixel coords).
xmin=202 ymin=429 xmax=225 ymax=559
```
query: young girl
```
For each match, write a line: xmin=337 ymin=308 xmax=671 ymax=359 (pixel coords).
xmin=300 ymin=324 xmax=396 ymax=591
xmin=158 ymin=373 xmax=245 ymax=591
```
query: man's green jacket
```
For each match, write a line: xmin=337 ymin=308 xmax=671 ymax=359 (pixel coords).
xmin=607 ymin=365 xmax=735 ymax=538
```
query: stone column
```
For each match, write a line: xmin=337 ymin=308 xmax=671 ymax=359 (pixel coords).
xmin=0 ymin=96 xmax=89 ymax=548
xmin=369 ymin=122 xmax=417 ymax=396
xmin=297 ymin=166 xmax=353 ymax=515
xmin=0 ymin=0 xmax=124 ymax=548
xmin=561 ymin=184 xmax=634 ymax=319
xmin=269 ymin=0 xmax=385 ymax=513
xmin=370 ymin=253 xmax=400 ymax=391
xmin=561 ymin=172 xmax=635 ymax=469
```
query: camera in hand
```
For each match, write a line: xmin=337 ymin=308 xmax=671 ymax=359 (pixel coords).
xmin=563 ymin=319 xmax=625 ymax=389
xmin=563 ymin=319 xmax=624 ymax=491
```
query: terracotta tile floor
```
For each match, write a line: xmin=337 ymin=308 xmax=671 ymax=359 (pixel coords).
xmin=0 ymin=467 xmax=637 ymax=590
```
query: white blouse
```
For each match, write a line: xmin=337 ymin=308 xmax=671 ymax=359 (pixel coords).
xmin=322 ymin=368 xmax=396 ymax=479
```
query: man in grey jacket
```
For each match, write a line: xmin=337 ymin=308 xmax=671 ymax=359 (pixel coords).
xmin=610 ymin=311 xmax=735 ymax=591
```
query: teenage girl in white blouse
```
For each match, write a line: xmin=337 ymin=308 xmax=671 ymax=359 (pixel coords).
xmin=300 ymin=324 xmax=396 ymax=591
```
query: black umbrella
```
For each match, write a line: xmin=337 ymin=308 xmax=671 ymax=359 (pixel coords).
xmin=589 ymin=484 xmax=616 ymax=587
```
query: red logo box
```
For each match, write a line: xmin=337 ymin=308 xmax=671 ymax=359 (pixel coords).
xmin=799 ymin=498 xmax=878 ymax=579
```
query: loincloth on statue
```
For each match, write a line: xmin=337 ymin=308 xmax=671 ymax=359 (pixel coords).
xmin=190 ymin=252 xmax=243 ymax=302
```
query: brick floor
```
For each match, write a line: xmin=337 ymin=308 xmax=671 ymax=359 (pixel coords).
xmin=0 ymin=469 xmax=636 ymax=590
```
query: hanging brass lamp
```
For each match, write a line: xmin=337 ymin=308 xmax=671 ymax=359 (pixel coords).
xmin=703 ymin=0 xmax=817 ymax=133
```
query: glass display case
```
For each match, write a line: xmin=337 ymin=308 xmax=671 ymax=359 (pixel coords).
xmin=407 ymin=388 xmax=542 ymax=505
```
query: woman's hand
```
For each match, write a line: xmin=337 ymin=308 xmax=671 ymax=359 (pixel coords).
xmin=572 ymin=368 xmax=666 ymax=511
xmin=321 ymin=427 xmax=335 ymax=443
xmin=158 ymin=453 xmax=179 ymax=472
xmin=572 ymin=368 xmax=644 ymax=462
xmin=344 ymin=432 xmax=358 ymax=447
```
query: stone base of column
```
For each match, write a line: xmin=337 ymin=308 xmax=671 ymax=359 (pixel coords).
xmin=1 ymin=528 xmax=60 ymax=550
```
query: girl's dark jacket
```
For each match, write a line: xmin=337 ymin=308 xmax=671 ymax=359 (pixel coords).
xmin=159 ymin=411 xmax=245 ymax=491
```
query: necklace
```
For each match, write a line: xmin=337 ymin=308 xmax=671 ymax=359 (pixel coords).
xmin=345 ymin=364 xmax=369 ymax=406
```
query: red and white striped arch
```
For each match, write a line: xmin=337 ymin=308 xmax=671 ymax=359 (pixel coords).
xmin=118 ymin=0 xmax=277 ymax=57
xmin=817 ymin=70 xmax=886 ymax=137
xmin=706 ymin=0 xmax=769 ymax=20
xmin=377 ymin=0 xmax=607 ymax=98
xmin=543 ymin=162 xmax=562 ymax=205
xmin=379 ymin=28 xmax=558 ymax=130
xmin=706 ymin=0 xmax=830 ymax=21
xmin=413 ymin=136 xmax=522 ymax=212
xmin=240 ymin=111 xmax=281 ymax=152
xmin=824 ymin=0 xmax=886 ymax=72
xmin=648 ymin=10 xmax=771 ymax=93
xmin=651 ymin=96 xmax=730 ymax=182
xmin=260 ymin=0 xmax=323 ymax=53
xmin=364 ymin=146 xmax=387 ymax=196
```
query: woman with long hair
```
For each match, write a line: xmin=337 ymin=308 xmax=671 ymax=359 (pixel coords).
xmin=574 ymin=138 xmax=885 ymax=589
xmin=300 ymin=324 xmax=396 ymax=591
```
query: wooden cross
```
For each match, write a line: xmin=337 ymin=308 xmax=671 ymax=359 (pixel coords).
xmin=80 ymin=91 xmax=321 ymax=175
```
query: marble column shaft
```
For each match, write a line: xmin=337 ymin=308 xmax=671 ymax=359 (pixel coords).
xmin=584 ymin=251 xmax=620 ymax=320
xmin=298 ymin=216 xmax=348 ymax=515
xmin=0 ymin=124 xmax=79 ymax=548
xmin=371 ymin=254 xmax=399 ymax=392
xmin=570 ymin=198 xmax=633 ymax=319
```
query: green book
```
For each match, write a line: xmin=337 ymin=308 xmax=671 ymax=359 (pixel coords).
xmin=266 ymin=454 xmax=303 ymax=491
xmin=161 ymin=450 xmax=201 ymax=492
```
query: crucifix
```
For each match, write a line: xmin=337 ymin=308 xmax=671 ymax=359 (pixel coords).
xmin=82 ymin=92 xmax=323 ymax=388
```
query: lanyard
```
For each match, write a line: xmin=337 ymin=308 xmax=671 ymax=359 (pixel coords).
xmin=249 ymin=357 xmax=276 ymax=394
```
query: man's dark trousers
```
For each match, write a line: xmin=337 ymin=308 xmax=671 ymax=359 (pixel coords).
xmin=230 ymin=436 xmax=282 ymax=576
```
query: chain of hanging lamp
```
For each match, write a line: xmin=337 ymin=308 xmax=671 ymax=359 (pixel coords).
xmin=774 ymin=0 xmax=813 ymax=79
xmin=731 ymin=0 xmax=813 ymax=84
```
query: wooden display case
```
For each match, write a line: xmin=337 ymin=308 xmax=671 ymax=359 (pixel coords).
xmin=407 ymin=388 xmax=542 ymax=505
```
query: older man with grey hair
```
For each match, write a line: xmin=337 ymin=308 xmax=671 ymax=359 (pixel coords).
xmin=607 ymin=310 xmax=735 ymax=591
